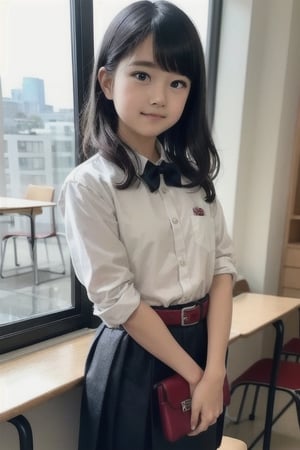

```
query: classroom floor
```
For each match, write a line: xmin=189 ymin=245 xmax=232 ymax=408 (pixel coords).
xmin=0 ymin=238 xmax=71 ymax=325
xmin=224 ymin=385 xmax=300 ymax=449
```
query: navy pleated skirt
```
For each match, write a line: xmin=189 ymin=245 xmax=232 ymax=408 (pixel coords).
xmin=78 ymin=315 xmax=225 ymax=450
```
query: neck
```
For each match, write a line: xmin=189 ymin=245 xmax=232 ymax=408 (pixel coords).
xmin=118 ymin=131 xmax=160 ymax=163
xmin=138 ymin=146 xmax=160 ymax=163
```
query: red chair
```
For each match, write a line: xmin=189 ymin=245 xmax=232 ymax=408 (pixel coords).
xmin=281 ymin=308 xmax=300 ymax=362
xmin=282 ymin=337 xmax=300 ymax=362
xmin=230 ymin=358 xmax=300 ymax=432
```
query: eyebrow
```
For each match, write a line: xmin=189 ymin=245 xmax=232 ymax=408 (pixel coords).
xmin=128 ymin=60 xmax=158 ymax=68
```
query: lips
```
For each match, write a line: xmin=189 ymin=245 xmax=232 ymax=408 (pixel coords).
xmin=141 ymin=112 xmax=165 ymax=119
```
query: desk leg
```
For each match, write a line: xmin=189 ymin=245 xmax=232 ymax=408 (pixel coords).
xmin=28 ymin=213 xmax=38 ymax=285
xmin=263 ymin=320 xmax=284 ymax=450
xmin=9 ymin=415 xmax=33 ymax=450
xmin=249 ymin=320 xmax=284 ymax=450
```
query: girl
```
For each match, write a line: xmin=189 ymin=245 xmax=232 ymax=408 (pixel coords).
xmin=59 ymin=1 xmax=236 ymax=449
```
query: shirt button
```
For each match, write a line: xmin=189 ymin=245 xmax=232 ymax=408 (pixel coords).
xmin=161 ymin=187 xmax=167 ymax=194
xmin=179 ymin=259 xmax=186 ymax=266
xmin=172 ymin=217 xmax=178 ymax=224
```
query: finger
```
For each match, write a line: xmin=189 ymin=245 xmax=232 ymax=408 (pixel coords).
xmin=190 ymin=408 xmax=200 ymax=432
xmin=188 ymin=420 xmax=208 ymax=436
xmin=188 ymin=414 xmax=218 ymax=436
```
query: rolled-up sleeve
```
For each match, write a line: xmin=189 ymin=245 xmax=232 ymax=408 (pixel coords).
xmin=59 ymin=177 xmax=140 ymax=327
xmin=212 ymin=199 xmax=237 ymax=283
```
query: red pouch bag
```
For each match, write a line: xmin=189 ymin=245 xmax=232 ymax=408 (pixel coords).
xmin=156 ymin=373 xmax=231 ymax=442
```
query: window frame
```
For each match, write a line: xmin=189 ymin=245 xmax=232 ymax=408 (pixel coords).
xmin=206 ymin=0 xmax=223 ymax=128
xmin=0 ymin=0 xmax=96 ymax=355
xmin=0 ymin=0 xmax=221 ymax=354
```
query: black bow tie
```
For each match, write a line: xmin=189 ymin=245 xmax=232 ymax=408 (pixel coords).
xmin=140 ymin=160 xmax=182 ymax=192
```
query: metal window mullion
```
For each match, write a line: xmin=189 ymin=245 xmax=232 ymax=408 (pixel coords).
xmin=206 ymin=0 xmax=223 ymax=129
xmin=70 ymin=0 xmax=94 ymax=165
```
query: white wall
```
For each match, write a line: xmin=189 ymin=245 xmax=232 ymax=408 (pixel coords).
xmin=215 ymin=0 xmax=300 ymax=295
xmin=213 ymin=0 xmax=253 ymax=234
xmin=1 ymin=0 xmax=300 ymax=448
xmin=215 ymin=0 xmax=300 ymax=437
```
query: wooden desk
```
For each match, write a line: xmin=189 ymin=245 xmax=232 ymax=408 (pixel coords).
xmin=231 ymin=292 xmax=300 ymax=450
xmin=0 ymin=332 xmax=95 ymax=450
xmin=232 ymin=292 xmax=300 ymax=335
xmin=0 ymin=197 xmax=55 ymax=285
xmin=0 ymin=332 xmax=94 ymax=422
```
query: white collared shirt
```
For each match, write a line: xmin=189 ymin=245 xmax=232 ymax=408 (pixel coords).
xmin=59 ymin=151 xmax=236 ymax=327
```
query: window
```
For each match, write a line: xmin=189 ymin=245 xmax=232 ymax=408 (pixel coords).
xmin=18 ymin=156 xmax=45 ymax=170
xmin=18 ymin=140 xmax=44 ymax=153
xmin=52 ymin=155 xmax=74 ymax=169
xmin=0 ymin=0 xmax=95 ymax=353
xmin=0 ymin=0 xmax=221 ymax=353
xmin=20 ymin=174 xmax=46 ymax=185
xmin=52 ymin=140 xmax=73 ymax=153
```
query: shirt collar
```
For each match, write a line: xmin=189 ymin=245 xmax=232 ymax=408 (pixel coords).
xmin=133 ymin=142 xmax=168 ymax=176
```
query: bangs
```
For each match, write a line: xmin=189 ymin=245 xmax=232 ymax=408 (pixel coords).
xmin=151 ymin=13 xmax=202 ymax=82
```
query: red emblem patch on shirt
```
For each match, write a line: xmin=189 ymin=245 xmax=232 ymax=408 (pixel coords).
xmin=193 ymin=207 xmax=205 ymax=216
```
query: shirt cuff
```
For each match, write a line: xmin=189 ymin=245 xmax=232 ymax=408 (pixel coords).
xmin=214 ymin=257 xmax=237 ymax=285
xmin=92 ymin=283 xmax=141 ymax=328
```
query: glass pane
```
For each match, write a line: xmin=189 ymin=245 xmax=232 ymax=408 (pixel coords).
xmin=0 ymin=0 xmax=74 ymax=325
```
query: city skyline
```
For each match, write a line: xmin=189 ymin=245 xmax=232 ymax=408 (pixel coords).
xmin=0 ymin=0 xmax=73 ymax=110
xmin=2 ymin=75 xmax=73 ymax=113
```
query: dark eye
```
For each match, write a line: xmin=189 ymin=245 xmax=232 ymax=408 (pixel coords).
xmin=134 ymin=72 xmax=150 ymax=81
xmin=170 ymin=80 xmax=188 ymax=89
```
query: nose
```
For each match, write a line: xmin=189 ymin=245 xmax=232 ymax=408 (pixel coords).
xmin=149 ymin=83 xmax=166 ymax=106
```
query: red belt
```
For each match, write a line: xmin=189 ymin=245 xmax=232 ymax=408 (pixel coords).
xmin=154 ymin=297 xmax=209 ymax=327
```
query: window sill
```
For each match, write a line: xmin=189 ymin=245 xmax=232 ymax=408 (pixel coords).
xmin=0 ymin=328 xmax=95 ymax=422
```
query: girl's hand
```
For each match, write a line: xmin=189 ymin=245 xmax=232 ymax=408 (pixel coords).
xmin=188 ymin=373 xmax=224 ymax=436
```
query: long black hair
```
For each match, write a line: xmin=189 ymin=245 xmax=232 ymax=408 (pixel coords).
xmin=81 ymin=0 xmax=220 ymax=202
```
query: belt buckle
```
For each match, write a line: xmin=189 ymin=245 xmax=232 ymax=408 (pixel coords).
xmin=181 ymin=304 xmax=198 ymax=326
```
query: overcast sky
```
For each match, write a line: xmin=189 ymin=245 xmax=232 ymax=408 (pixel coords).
xmin=1 ymin=0 xmax=208 ymax=111
xmin=0 ymin=0 xmax=73 ymax=110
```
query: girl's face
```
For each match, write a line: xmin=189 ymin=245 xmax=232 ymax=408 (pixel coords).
xmin=98 ymin=35 xmax=191 ymax=155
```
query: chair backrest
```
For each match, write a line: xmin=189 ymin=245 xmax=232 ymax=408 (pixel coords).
xmin=233 ymin=278 xmax=250 ymax=297
xmin=25 ymin=184 xmax=55 ymax=202
xmin=24 ymin=184 xmax=56 ymax=232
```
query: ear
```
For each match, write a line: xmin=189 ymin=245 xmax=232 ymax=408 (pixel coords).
xmin=98 ymin=67 xmax=113 ymax=100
